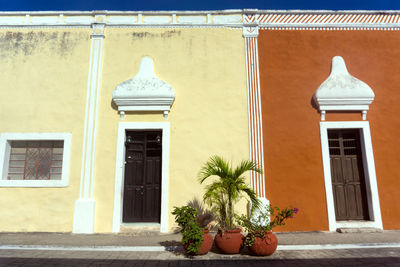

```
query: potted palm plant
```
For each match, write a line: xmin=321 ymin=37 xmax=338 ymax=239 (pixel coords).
xmin=198 ymin=155 xmax=262 ymax=254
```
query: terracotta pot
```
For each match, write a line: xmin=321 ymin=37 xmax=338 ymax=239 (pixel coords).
xmin=214 ymin=228 xmax=244 ymax=254
xmin=249 ymin=231 xmax=278 ymax=256
xmin=184 ymin=229 xmax=213 ymax=255
xmin=197 ymin=229 xmax=213 ymax=255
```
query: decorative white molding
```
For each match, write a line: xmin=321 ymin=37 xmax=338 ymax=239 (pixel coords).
xmin=213 ymin=14 xmax=242 ymax=24
xmin=207 ymin=14 xmax=212 ymax=24
xmin=107 ymin=16 xmax=137 ymax=24
xmin=0 ymin=133 xmax=71 ymax=187
xmin=314 ymin=56 xmax=375 ymax=120
xmin=91 ymin=15 xmax=105 ymax=38
xmin=243 ymin=13 xmax=259 ymax=37
xmin=244 ymin=29 xmax=266 ymax=199
xmin=245 ymin=11 xmax=400 ymax=30
xmin=143 ymin=16 xmax=172 ymax=24
xmin=91 ymin=24 xmax=105 ymax=38
xmin=177 ymin=16 xmax=207 ymax=24
xmin=0 ymin=16 xmax=26 ymax=25
xmin=243 ymin=26 xmax=259 ymax=37
xmin=319 ymin=121 xmax=383 ymax=231
xmin=73 ymin=18 xmax=105 ymax=234
xmin=112 ymin=122 xmax=170 ymax=233
xmin=63 ymin=16 xmax=94 ymax=25
xmin=30 ymin=16 xmax=59 ymax=24
xmin=112 ymin=57 xmax=175 ymax=120
xmin=0 ymin=11 xmax=399 ymax=29
xmin=260 ymin=26 xmax=400 ymax=31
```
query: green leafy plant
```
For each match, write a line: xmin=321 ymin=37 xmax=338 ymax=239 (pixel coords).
xmin=198 ymin=155 xmax=262 ymax=231
xmin=237 ymin=205 xmax=299 ymax=247
xmin=172 ymin=206 xmax=204 ymax=255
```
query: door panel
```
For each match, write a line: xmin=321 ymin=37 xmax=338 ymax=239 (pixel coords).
xmin=328 ymin=129 xmax=369 ymax=221
xmin=123 ymin=130 xmax=162 ymax=223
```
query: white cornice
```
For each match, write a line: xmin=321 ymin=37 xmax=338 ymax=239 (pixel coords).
xmin=244 ymin=10 xmax=400 ymax=14
xmin=0 ymin=9 xmax=399 ymax=15
xmin=0 ymin=10 xmax=243 ymax=15
xmin=0 ymin=10 xmax=399 ymax=29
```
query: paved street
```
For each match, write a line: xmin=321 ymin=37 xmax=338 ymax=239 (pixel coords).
xmin=0 ymin=247 xmax=399 ymax=266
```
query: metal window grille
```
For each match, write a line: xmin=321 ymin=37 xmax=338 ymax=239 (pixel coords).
xmin=328 ymin=130 xmax=359 ymax=156
xmin=7 ymin=140 xmax=64 ymax=180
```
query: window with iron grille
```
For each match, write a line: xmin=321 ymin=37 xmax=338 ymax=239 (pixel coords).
xmin=0 ymin=133 xmax=71 ymax=187
xmin=7 ymin=141 xmax=64 ymax=180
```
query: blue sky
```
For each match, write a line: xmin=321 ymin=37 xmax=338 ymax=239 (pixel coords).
xmin=0 ymin=0 xmax=399 ymax=11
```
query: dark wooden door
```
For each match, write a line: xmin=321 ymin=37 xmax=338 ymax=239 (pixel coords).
xmin=123 ymin=130 xmax=162 ymax=223
xmin=328 ymin=129 xmax=369 ymax=221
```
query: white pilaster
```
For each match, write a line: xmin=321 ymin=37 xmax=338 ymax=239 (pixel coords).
xmin=250 ymin=197 xmax=270 ymax=225
xmin=73 ymin=15 xmax=105 ymax=234
xmin=243 ymin=16 xmax=267 ymax=200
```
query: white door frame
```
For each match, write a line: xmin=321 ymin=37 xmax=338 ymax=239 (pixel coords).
xmin=112 ymin=122 xmax=170 ymax=233
xmin=320 ymin=121 xmax=383 ymax=231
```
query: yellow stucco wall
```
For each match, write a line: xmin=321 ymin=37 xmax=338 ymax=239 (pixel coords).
xmin=0 ymin=26 xmax=250 ymax=233
xmin=0 ymin=28 xmax=91 ymax=231
xmin=95 ymin=28 xmax=249 ymax=232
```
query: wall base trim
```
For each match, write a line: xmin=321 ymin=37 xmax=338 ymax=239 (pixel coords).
xmin=72 ymin=198 xmax=96 ymax=234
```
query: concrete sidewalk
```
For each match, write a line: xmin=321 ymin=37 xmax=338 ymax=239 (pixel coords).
xmin=0 ymin=230 xmax=399 ymax=248
xmin=0 ymin=231 xmax=399 ymax=266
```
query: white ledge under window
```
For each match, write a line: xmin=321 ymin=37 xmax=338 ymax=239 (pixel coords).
xmin=0 ymin=133 xmax=71 ymax=187
xmin=313 ymin=56 xmax=375 ymax=120
xmin=112 ymin=56 xmax=175 ymax=120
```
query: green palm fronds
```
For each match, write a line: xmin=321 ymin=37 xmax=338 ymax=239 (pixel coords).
xmin=198 ymin=155 xmax=262 ymax=230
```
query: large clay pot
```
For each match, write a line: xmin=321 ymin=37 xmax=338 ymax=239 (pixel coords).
xmin=249 ymin=231 xmax=278 ymax=256
xmin=197 ymin=229 xmax=213 ymax=255
xmin=214 ymin=228 xmax=244 ymax=254
xmin=184 ymin=229 xmax=213 ymax=255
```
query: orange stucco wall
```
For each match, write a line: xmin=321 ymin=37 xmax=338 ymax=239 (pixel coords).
xmin=258 ymin=30 xmax=400 ymax=231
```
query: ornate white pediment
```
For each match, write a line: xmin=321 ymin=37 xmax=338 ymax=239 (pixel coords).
xmin=314 ymin=56 xmax=375 ymax=120
xmin=112 ymin=56 xmax=175 ymax=120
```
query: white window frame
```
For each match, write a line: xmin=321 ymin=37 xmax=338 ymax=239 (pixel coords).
xmin=112 ymin=122 xmax=170 ymax=233
xmin=320 ymin=121 xmax=383 ymax=231
xmin=0 ymin=133 xmax=71 ymax=187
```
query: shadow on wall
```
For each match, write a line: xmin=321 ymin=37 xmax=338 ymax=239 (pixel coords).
xmin=170 ymin=197 xmax=215 ymax=234
xmin=310 ymin=96 xmax=320 ymax=112
xmin=187 ymin=197 xmax=214 ymax=230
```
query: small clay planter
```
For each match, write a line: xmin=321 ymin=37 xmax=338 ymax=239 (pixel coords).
xmin=248 ymin=231 xmax=278 ymax=256
xmin=197 ymin=229 xmax=213 ymax=255
xmin=184 ymin=229 xmax=213 ymax=255
xmin=214 ymin=228 xmax=244 ymax=254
